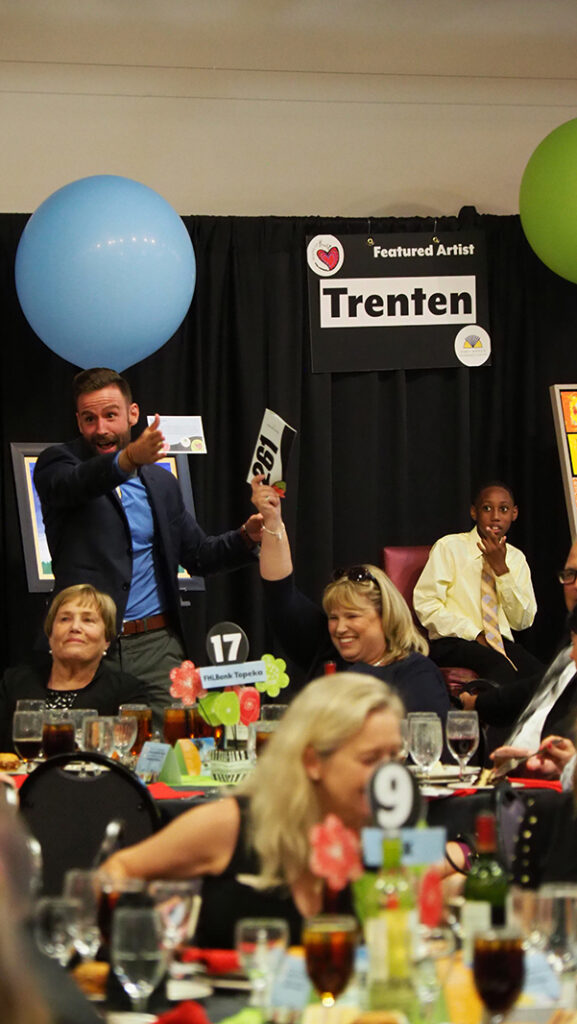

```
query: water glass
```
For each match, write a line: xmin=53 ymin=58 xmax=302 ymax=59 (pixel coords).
xmin=34 ymin=896 xmax=82 ymax=967
xmin=148 ymin=879 xmax=202 ymax=973
xmin=63 ymin=868 xmax=102 ymax=960
xmin=83 ymin=716 xmax=115 ymax=756
xmin=68 ymin=708 xmax=98 ymax=750
xmin=408 ymin=713 xmax=443 ymax=776
xmin=111 ymin=906 xmax=168 ymax=1012
xmin=247 ymin=705 xmax=288 ymax=762
xmin=112 ymin=715 xmax=138 ymax=763
xmin=235 ymin=917 xmax=289 ymax=1007
xmin=16 ymin=699 xmax=46 ymax=712
xmin=119 ymin=704 xmax=153 ymax=757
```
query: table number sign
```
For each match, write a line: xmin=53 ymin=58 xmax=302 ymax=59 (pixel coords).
xmin=368 ymin=761 xmax=422 ymax=830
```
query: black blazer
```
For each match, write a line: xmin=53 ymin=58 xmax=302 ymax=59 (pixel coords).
xmin=34 ymin=438 xmax=254 ymax=638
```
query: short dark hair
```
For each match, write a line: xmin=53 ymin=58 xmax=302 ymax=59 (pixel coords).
xmin=472 ymin=480 xmax=516 ymax=507
xmin=72 ymin=368 xmax=132 ymax=407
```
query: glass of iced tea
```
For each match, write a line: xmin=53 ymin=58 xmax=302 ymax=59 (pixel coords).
xmin=119 ymin=704 xmax=153 ymax=757
xmin=42 ymin=711 xmax=75 ymax=758
xmin=163 ymin=703 xmax=189 ymax=747
xmin=247 ymin=705 xmax=288 ymax=762
xmin=473 ymin=928 xmax=525 ymax=1024
xmin=303 ymin=914 xmax=357 ymax=1009
xmin=12 ymin=709 xmax=44 ymax=769
xmin=188 ymin=703 xmax=224 ymax=748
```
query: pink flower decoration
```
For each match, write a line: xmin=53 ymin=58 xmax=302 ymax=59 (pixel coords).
xmin=239 ymin=687 xmax=261 ymax=725
xmin=309 ymin=813 xmax=363 ymax=891
xmin=169 ymin=660 xmax=205 ymax=706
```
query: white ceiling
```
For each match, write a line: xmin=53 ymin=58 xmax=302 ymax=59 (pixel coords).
xmin=3 ymin=0 xmax=577 ymax=81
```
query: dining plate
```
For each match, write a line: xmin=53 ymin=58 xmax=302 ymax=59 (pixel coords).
xmin=106 ymin=1014 xmax=157 ymax=1024
xmin=166 ymin=977 xmax=214 ymax=1001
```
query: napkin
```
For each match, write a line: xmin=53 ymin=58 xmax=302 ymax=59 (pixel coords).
xmin=180 ymin=947 xmax=241 ymax=973
xmin=154 ymin=1000 xmax=211 ymax=1024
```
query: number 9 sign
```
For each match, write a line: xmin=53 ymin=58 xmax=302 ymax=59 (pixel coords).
xmin=368 ymin=761 xmax=422 ymax=830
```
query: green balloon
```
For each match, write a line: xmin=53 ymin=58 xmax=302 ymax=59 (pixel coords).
xmin=520 ymin=118 xmax=577 ymax=284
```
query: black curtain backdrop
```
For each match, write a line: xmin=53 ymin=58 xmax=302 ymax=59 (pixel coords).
xmin=1 ymin=206 xmax=576 ymax=688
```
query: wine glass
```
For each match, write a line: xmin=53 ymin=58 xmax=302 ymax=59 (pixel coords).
xmin=34 ymin=896 xmax=82 ymax=967
xmin=111 ymin=905 xmax=168 ymax=1013
xmin=235 ymin=917 xmax=289 ymax=1007
xmin=12 ymin=709 xmax=44 ymax=770
xmin=112 ymin=715 xmax=138 ymax=764
xmin=408 ymin=713 xmax=443 ymax=777
xmin=148 ymin=879 xmax=202 ymax=976
xmin=303 ymin=914 xmax=357 ymax=1010
xmin=446 ymin=709 xmax=479 ymax=779
xmin=473 ymin=928 xmax=524 ymax=1024
xmin=63 ymin=868 xmax=102 ymax=961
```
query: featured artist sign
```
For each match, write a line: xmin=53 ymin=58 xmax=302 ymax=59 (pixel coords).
xmin=306 ymin=230 xmax=490 ymax=372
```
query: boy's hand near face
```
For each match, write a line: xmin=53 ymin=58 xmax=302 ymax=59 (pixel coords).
xmin=477 ymin=527 xmax=509 ymax=577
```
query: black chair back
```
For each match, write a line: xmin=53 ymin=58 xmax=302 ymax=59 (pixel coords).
xmin=19 ymin=751 xmax=161 ymax=893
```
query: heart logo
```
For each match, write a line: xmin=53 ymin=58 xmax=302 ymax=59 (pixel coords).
xmin=317 ymin=246 xmax=339 ymax=271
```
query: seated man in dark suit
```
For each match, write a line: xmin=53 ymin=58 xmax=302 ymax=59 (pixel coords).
xmin=461 ymin=540 xmax=577 ymax=754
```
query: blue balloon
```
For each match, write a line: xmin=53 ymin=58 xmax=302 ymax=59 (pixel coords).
xmin=15 ymin=175 xmax=196 ymax=370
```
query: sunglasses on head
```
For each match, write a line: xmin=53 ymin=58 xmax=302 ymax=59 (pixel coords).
xmin=331 ymin=565 xmax=377 ymax=585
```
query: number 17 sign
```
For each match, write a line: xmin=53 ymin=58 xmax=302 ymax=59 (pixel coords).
xmin=247 ymin=408 xmax=296 ymax=488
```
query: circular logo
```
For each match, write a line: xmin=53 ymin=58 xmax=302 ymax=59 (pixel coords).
xmin=307 ymin=234 xmax=344 ymax=277
xmin=454 ymin=325 xmax=491 ymax=366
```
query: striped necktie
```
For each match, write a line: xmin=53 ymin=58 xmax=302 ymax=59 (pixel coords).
xmin=481 ymin=564 xmax=517 ymax=669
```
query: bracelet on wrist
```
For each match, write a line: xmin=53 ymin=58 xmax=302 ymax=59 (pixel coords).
xmin=262 ymin=522 xmax=285 ymax=540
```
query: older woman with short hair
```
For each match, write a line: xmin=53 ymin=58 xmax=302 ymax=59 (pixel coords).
xmin=251 ymin=476 xmax=450 ymax=719
xmin=0 ymin=584 xmax=149 ymax=751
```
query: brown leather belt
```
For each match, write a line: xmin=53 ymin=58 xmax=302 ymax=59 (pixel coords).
xmin=120 ymin=612 xmax=169 ymax=636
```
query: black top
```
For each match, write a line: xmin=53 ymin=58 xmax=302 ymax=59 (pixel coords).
xmin=261 ymin=573 xmax=451 ymax=720
xmin=195 ymin=796 xmax=352 ymax=948
xmin=0 ymin=653 xmax=149 ymax=751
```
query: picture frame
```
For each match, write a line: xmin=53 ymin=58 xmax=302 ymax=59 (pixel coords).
xmin=550 ymin=384 xmax=577 ymax=541
xmin=10 ymin=442 xmax=205 ymax=594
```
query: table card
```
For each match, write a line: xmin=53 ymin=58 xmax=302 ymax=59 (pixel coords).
xmin=136 ymin=741 xmax=181 ymax=784
xmin=147 ymin=414 xmax=206 ymax=454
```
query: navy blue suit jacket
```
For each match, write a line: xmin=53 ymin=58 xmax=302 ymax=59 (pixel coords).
xmin=34 ymin=438 xmax=254 ymax=638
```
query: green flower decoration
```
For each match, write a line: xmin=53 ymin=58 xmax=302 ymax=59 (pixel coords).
xmin=214 ymin=691 xmax=240 ymax=726
xmin=198 ymin=693 xmax=222 ymax=726
xmin=257 ymin=654 xmax=290 ymax=697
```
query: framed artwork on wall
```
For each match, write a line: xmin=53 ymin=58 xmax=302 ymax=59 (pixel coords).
xmin=10 ymin=442 xmax=204 ymax=593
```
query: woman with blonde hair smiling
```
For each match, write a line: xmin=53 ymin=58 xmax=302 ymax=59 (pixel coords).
xmin=250 ymin=476 xmax=450 ymax=719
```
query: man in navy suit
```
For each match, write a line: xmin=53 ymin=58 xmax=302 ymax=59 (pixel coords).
xmin=34 ymin=367 xmax=261 ymax=725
